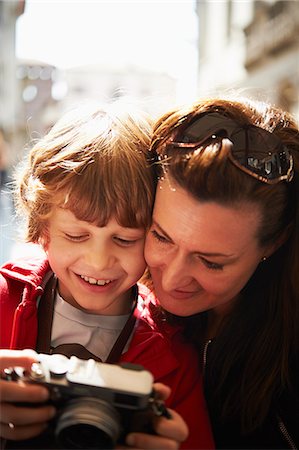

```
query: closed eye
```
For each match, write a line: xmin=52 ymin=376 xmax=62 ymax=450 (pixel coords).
xmin=150 ymin=229 xmax=169 ymax=244
xmin=113 ymin=237 xmax=138 ymax=246
xmin=200 ymin=257 xmax=223 ymax=271
xmin=65 ymin=233 xmax=88 ymax=242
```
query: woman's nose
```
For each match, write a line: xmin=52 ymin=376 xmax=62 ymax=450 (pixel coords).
xmin=160 ymin=253 xmax=191 ymax=291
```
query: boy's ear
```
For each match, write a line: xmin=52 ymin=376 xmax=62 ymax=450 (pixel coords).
xmin=264 ymin=223 xmax=293 ymax=258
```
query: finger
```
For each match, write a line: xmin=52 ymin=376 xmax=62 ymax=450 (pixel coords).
xmin=0 ymin=379 xmax=49 ymax=403
xmin=0 ymin=349 xmax=38 ymax=371
xmin=0 ymin=422 xmax=48 ymax=441
xmin=125 ymin=432 xmax=180 ymax=450
xmin=153 ymin=408 xmax=189 ymax=442
xmin=152 ymin=383 xmax=171 ymax=401
xmin=125 ymin=408 xmax=189 ymax=449
xmin=1 ymin=403 xmax=56 ymax=426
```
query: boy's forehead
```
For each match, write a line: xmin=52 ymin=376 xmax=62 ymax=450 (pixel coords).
xmin=47 ymin=170 xmax=152 ymax=230
xmin=51 ymin=206 xmax=145 ymax=232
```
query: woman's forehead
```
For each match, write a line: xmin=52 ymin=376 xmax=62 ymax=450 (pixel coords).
xmin=153 ymin=178 xmax=263 ymax=255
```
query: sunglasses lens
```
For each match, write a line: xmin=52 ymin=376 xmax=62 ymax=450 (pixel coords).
xmin=172 ymin=113 xmax=293 ymax=183
xmin=230 ymin=127 xmax=291 ymax=180
xmin=179 ymin=114 xmax=222 ymax=143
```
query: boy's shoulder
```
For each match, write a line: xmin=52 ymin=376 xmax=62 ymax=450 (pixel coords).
xmin=136 ymin=282 xmax=184 ymax=338
xmin=0 ymin=253 xmax=52 ymax=349
xmin=124 ymin=283 xmax=199 ymax=381
xmin=136 ymin=282 xmax=167 ymax=329
xmin=0 ymin=252 xmax=50 ymax=288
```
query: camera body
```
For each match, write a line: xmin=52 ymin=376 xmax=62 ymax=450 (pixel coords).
xmin=7 ymin=353 xmax=164 ymax=449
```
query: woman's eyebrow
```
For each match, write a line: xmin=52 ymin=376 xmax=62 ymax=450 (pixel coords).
xmin=152 ymin=220 xmax=235 ymax=258
xmin=195 ymin=250 xmax=236 ymax=258
xmin=151 ymin=220 xmax=174 ymax=242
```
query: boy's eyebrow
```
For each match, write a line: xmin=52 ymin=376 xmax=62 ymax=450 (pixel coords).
xmin=151 ymin=220 xmax=235 ymax=258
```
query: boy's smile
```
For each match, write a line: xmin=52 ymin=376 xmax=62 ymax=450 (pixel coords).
xmin=44 ymin=207 xmax=146 ymax=315
xmin=80 ymin=275 xmax=112 ymax=286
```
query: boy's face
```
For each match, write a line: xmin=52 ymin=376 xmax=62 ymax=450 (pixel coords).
xmin=44 ymin=207 xmax=146 ymax=315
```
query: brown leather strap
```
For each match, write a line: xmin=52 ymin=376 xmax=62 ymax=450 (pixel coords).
xmin=51 ymin=343 xmax=103 ymax=362
xmin=36 ymin=276 xmax=139 ymax=363
xmin=106 ymin=285 xmax=139 ymax=363
xmin=36 ymin=272 xmax=57 ymax=354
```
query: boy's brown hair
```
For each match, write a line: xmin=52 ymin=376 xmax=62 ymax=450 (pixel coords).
xmin=15 ymin=101 xmax=156 ymax=244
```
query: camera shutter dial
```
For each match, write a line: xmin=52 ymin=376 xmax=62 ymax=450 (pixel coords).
xmin=47 ymin=354 xmax=70 ymax=378
xmin=30 ymin=362 xmax=45 ymax=380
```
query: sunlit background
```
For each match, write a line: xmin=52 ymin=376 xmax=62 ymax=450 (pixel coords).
xmin=0 ymin=0 xmax=299 ymax=263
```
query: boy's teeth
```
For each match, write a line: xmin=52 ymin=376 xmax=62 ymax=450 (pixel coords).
xmin=81 ymin=275 xmax=111 ymax=286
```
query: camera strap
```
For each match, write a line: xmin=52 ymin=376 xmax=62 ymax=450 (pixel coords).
xmin=37 ymin=273 xmax=140 ymax=364
xmin=105 ymin=285 xmax=139 ymax=364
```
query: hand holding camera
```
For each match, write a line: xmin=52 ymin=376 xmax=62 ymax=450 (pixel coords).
xmin=0 ymin=349 xmax=56 ymax=442
xmin=1 ymin=351 xmax=171 ymax=449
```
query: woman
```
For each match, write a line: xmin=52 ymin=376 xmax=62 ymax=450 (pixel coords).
xmin=140 ymin=96 xmax=298 ymax=448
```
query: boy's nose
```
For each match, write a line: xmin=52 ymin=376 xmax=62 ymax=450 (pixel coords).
xmin=85 ymin=243 xmax=116 ymax=270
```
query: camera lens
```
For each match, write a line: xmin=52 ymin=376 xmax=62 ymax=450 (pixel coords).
xmin=55 ymin=397 xmax=122 ymax=449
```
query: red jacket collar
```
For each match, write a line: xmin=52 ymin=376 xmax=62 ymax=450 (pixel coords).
xmin=0 ymin=255 xmax=52 ymax=349
xmin=0 ymin=255 xmax=51 ymax=288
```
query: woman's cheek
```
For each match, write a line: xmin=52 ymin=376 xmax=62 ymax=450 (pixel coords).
xmin=144 ymin=241 xmax=163 ymax=267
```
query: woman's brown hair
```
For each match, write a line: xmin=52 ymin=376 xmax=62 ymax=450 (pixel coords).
xmin=150 ymin=96 xmax=299 ymax=432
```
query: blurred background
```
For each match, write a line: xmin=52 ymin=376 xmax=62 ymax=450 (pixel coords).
xmin=1 ymin=0 xmax=299 ymax=263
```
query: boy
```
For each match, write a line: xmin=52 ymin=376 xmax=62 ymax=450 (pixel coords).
xmin=0 ymin=102 xmax=214 ymax=449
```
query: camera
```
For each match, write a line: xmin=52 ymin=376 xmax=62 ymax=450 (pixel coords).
xmin=4 ymin=353 xmax=169 ymax=449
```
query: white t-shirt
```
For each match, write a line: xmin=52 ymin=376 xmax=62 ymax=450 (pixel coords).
xmin=51 ymin=291 xmax=131 ymax=361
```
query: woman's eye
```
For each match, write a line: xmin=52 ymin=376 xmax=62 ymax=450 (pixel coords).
xmin=201 ymin=257 xmax=223 ymax=271
xmin=151 ymin=229 xmax=169 ymax=244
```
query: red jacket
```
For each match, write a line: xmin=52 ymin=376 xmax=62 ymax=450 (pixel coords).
xmin=0 ymin=256 xmax=214 ymax=449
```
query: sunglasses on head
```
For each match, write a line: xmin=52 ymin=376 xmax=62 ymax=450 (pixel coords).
xmin=165 ymin=112 xmax=294 ymax=185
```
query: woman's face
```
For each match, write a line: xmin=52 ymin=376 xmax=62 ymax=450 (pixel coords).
xmin=145 ymin=177 xmax=268 ymax=318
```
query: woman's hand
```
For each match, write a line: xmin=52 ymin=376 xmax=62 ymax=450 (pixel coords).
xmin=0 ymin=349 xmax=56 ymax=441
xmin=123 ymin=383 xmax=188 ymax=449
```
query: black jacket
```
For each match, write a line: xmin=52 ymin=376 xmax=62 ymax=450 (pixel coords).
xmin=204 ymin=341 xmax=298 ymax=449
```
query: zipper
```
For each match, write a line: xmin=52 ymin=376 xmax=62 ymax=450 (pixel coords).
xmin=202 ymin=339 xmax=212 ymax=379
xmin=277 ymin=415 xmax=297 ymax=449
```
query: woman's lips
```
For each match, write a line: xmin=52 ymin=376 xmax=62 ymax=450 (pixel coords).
xmin=167 ymin=289 xmax=198 ymax=300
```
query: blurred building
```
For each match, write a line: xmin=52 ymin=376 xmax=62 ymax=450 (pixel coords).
xmin=59 ymin=63 xmax=177 ymax=119
xmin=196 ymin=0 xmax=299 ymax=120
xmin=15 ymin=60 xmax=177 ymax=139
xmin=16 ymin=59 xmax=64 ymax=138
xmin=0 ymin=0 xmax=25 ymax=165
xmin=2 ymin=0 xmax=298 ymax=172
xmin=0 ymin=0 xmax=24 ymax=131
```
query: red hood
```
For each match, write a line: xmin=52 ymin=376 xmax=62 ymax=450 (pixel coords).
xmin=0 ymin=255 xmax=52 ymax=349
xmin=0 ymin=255 xmax=50 ymax=287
